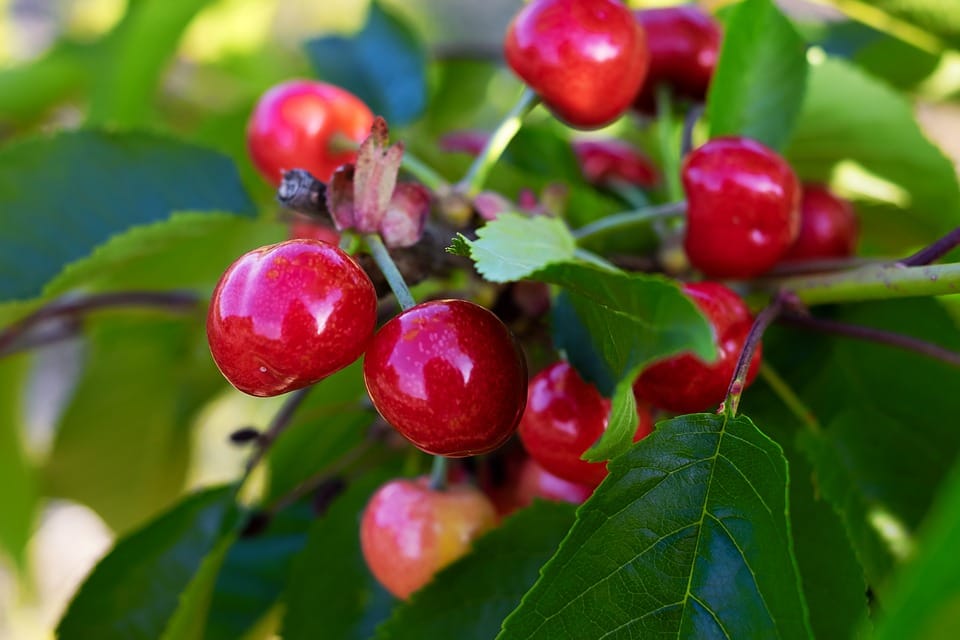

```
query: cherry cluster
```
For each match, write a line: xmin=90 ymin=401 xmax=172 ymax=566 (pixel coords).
xmin=206 ymin=0 xmax=861 ymax=602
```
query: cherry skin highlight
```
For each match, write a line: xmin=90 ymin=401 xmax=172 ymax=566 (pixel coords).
xmin=633 ymin=282 xmax=761 ymax=413
xmin=519 ymin=362 xmax=655 ymax=487
xmin=633 ymin=6 xmax=722 ymax=111
xmin=363 ymin=299 xmax=528 ymax=457
xmin=682 ymin=137 xmax=800 ymax=278
xmin=246 ymin=79 xmax=374 ymax=186
xmin=504 ymin=0 xmax=649 ymax=128
xmin=207 ymin=239 xmax=377 ymax=397
xmin=360 ymin=477 xmax=497 ymax=600
xmin=782 ymin=184 xmax=859 ymax=261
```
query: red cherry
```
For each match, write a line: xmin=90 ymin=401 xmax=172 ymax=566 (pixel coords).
xmin=504 ymin=0 xmax=649 ymax=128
xmin=633 ymin=6 xmax=722 ymax=111
xmin=360 ymin=477 xmax=496 ymax=599
xmin=288 ymin=219 xmax=341 ymax=245
xmin=782 ymin=184 xmax=859 ymax=261
xmin=246 ymin=80 xmax=374 ymax=186
xmin=363 ymin=300 xmax=528 ymax=457
xmin=207 ymin=239 xmax=377 ymax=397
xmin=682 ymin=137 xmax=800 ymax=278
xmin=519 ymin=362 xmax=655 ymax=487
xmin=633 ymin=282 xmax=761 ymax=413
xmin=514 ymin=458 xmax=594 ymax=508
xmin=572 ymin=139 xmax=660 ymax=188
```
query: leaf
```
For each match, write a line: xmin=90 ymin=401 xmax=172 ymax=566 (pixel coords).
xmin=499 ymin=413 xmax=812 ymax=640
xmin=786 ymin=58 xmax=960 ymax=238
xmin=836 ymin=0 xmax=960 ymax=50
xmin=376 ymin=501 xmax=576 ymax=640
xmin=57 ymin=485 xmax=236 ymax=640
xmin=467 ymin=213 xmax=577 ymax=282
xmin=0 ymin=352 xmax=36 ymax=569
xmin=305 ymin=1 xmax=427 ymax=126
xmin=160 ymin=535 xmax=236 ymax=640
xmin=0 ymin=131 xmax=254 ymax=302
xmin=874 ymin=460 xmax=960 ymax=640
xmin=550 ymin=290 xmax=616 ymax=395
xmin=282 ymin=472 xmax=398 ymax=640
xmin=707 ymin=0 xmax=809 ymax=150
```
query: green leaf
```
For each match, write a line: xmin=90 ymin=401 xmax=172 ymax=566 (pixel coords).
xmin=0 ymin=353 xmax=36 ymax=569
xmin=282 ymin=472 xmax=398 ymax=640
xmin=499 ymin=413 xmax=812 ymax=640
xmin=874 ymin=460 xmax=960 ymax=640
xmin=57 ymin=485 xmax=236 ymax=640
xmin=161 ymin=535 xmax=236 ymax=640
xmin=0 ymin=131 xmax=254 ymax=302
xmin=786 ymin=58 xmax=960 ymax=238
xmin=305 ymin=1 xmax=427 ymax=126
xmin=707 ymin=0 xmax=809 ymax=150
xmin=467 ymin=213 xmax=577 ymax=282
xmin=376 ymin=501 xmax=576 ymax=640
xmin=840 ymin=0 xmax=960 ymax=50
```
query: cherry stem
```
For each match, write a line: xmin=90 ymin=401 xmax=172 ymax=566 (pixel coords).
xmin=364 ymin=234 xmax=416 ymax=311
xmin=766 ymin=256 xmax=889 ymax=277
xmin=459 ymin=88 xmax=539 ymax=198
xmin=655 ymin=84 xmax=683 ymax=202
xmin=900 ymin=225 xmax=960 ymax=267
xmin=0 ymin=290 xmax=198 ymax=358
xmin=758 ymin=364 xmax=822 ymax=434
xmin=779 ymin=310 xmax=960 ymax=368
xmin=681 ymin=104 xmax=704 ymax=158
xmin=572 ymin=201 xmax=687 ymax=242
xmin=721 ymin=292 xmax=790 ymax=417
xmin=429 ymin=455 xmax=448 ymax=491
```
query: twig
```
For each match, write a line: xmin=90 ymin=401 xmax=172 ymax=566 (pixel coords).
xmin=681 ymin=104 xmax=704 ymax=158
xmin=900 ymin=225 xmax=960 ymax=267
xmin=573 ymin=201 xmax=686 ymax=242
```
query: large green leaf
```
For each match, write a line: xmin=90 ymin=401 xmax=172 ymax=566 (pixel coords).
xmin=0 ymin=353 xmax=36 ymax=569
xmin=305 ymin=1 xmax=427 ymax=126
xmin=160 ymin=536 xmax=236 ymax=640
xmin=375 ymin=501 xmax=576 ymax=640
xmin=707 ymin=0 xmax=809 ymax=150
xmin=499 ymin=413 xmax=812 ymax=639
xmin=786 ymin=58 xmax=960 ymax=239
xmin=0 ymin=131 xmax=254 ymax=302
xmin=57 ymin=486 xmax=236 ymax=640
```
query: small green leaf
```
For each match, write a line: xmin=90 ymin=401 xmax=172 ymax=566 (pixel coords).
xmin=467 ymin=213 xmax=577 ymax=282
xmin=376 ymin=501 xmax=576 ymax=640
xmin=499 ymin=413 xmax=812 ymax=640
xmin=707 ymin=0 xmax=809 ymax=150
xmin=0 ymin=131 xmax=254 ymax=302
xmin=0 ymin=353 xmax=36 ymax=569
xmin=57 ymin=486 xmax=236 ymax=640
xmin=446 ymin=234 xmax=472 ymax=257
xmin=305 ymin=1 xmax=427 ymax=126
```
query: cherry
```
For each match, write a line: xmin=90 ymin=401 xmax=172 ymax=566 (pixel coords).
xmin=572 ymin=139 xmax=659 ymax=188
xmin=513 ymin=458 xmax=593 ymax=511
xmin=246 ymin=79 xmax=374 ymax=186
xmin=207 ymin=239 xmax=377 ymax=397
xmin=633 ymin=6 xmax=722 ymax=111
xmin=633 ymin=282 xmax=761 ymax=413
xmin=782 ymin=184 xmax=859 ymax=261
xmin=519 ymin=362 xmax=654 ymax=487
xmin=504 ymin=0 xmax=649 ymax=128
xmin=363 ymin=299 xmax=528 ymax=457
xmin=682 ymin=137 xmax=800 ymax=278
xmin=360 ymin=477 xmax=496 ymax=599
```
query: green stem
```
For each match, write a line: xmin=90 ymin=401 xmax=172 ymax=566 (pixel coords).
xmin=400 ymin=151 xmax=450 ymax=194
xmin=807 ymin=0 xmax=946 ymax=54
xmin=759 ymin=364 xmax=821 ymax=434
xmin=574 ymin=248 xmax=618 ymax=271
xmin=573 ymin=201 xmax=687 ymax=242
xmin=460 ymin=88 xmax=539 ymax=198
xmin=364 ymin=234 xmax=416 ymax=310
xmin=656 ymin=85 xmax=683 ymax=203
xmin=769 ymin=262 xmax=960 ymax=306
xmin=429 ymin=455 xmax=448 ymax=491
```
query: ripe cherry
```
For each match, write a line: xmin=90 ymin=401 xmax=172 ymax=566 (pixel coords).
xmin=504 ymin=0 xmax=649 ymax=128
xmin=782 ymin=184 xmax=859 ymax=261
xmin=246 ymin=80 xmax=374 ymax=186
xmin=360 ymin=477 xmax=497 ymax=599
xmin=633 ymin=6 xmax=722 ymax=111
xmin=572 ymin=139 xmax=659 ymax=188
xmin=363 ymin=300 xmax=528 ymax=457
xmin=633 ymin=282 xmax=760 ymax=413
xmin=683 ymin=137 xmax=800 ymax=278
xmin=511 ymin=458 xmax=594 ymax=513
xmin=207 ymin=239 xmax=377 ymax=397
xmin=519 ymin=362 xmax=655 ymax=487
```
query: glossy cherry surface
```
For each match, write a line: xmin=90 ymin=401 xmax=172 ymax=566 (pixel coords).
xmin=782 ymin=184 xmax=858 ymax=261
xmin=633 ymin=282 xmax=761 ymax=413
xmin=519 ymin=362 xmax=654 ymax=487
xmin=360 ymin=477 xmax=497 ymax=599
xmin=633 ymin=6 xmax=722 ymax=110
xmin=247 ymin=80 xmax=374 ymax=186
xmin=363 ymin=300 xmax=528 ymax=457
xmin=207 ymin=239 xmax=377 ymax=397
xmin=504 ymin=0 xmax=649 ymax=128
xmin=572 ymin=139 xmax=659 ymax=187
xmin=682 ymin=137 xmax=800 ymax=278
xmin=515 ymin=458 xmax=594 ymax=508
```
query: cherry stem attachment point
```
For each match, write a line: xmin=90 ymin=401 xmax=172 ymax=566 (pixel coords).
xmin=900 ymin=225 xmax=960 ymax=267
xmin=573 ymin=201 xmax=687 ymax=242
xmin=460 ymin=88 xmax=539 ymax=198
xmin=364 ymin=234 xmax=416 ymax=311
xmin=429 ymin=455 xmax=449 ymax=491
